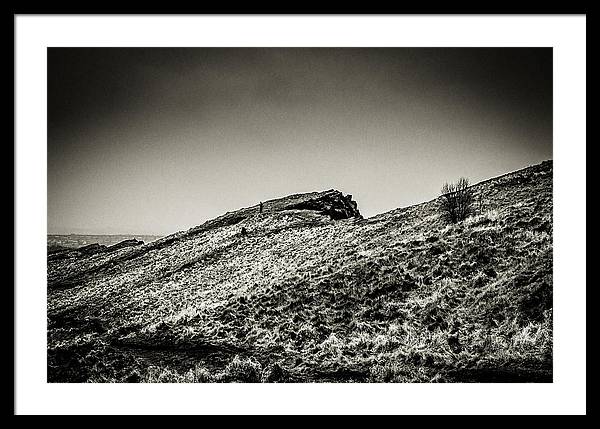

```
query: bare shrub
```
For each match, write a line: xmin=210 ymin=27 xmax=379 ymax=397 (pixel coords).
xmin=439 ymin=177 xmax=475 ymax=224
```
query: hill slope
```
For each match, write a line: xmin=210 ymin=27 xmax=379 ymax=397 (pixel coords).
xmin=47 ymin=161 xmax=553 ymax=382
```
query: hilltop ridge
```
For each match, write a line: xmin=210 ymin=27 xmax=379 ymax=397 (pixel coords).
xmin=48 ymin=160 xmax=553 ymax=383
xmin=47 ymin=189 xmax=360 ymax=290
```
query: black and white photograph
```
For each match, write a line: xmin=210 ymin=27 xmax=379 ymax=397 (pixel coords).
xmin=14 ymin=14 xmax=586 ymax=415
xmin=46 ymin=47 xmax=554 ymax=383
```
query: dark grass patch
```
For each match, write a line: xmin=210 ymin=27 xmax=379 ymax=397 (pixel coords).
xmin=443 ymin=366 xmax=552 ymax=383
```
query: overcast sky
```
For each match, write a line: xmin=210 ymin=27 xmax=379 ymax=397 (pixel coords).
xmin=48 ymin=48 xmax=552 ymax=235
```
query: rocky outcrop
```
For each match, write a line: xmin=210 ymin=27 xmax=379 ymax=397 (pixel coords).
xmin=285 ymin=190 xmax=361 ymax=220
xmin=188 ymin=189 xmax=361 ymax=235
xmin=108 ymin=239 xmax=144 ymax=252
xmin=78 ymin=243 xmax=108 ymax=255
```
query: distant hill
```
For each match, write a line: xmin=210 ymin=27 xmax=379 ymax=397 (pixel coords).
xmin=47 ymin=234 xmax=163 ymax=249
xmin=47 ymin=161 xmax=553 ymax=383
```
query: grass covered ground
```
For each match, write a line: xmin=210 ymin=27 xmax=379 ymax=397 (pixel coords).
xmin=47 ymin=160 xmax=553 ymax=382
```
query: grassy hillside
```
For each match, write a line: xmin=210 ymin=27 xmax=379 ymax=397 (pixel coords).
xmin=47 ymin=160 xmax=553 ymax=383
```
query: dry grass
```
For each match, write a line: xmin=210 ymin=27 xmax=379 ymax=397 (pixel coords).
xmin=48 ymin=160 xmax=553 ymax=383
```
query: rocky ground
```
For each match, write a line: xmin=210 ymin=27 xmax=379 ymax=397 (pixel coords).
xmin=47 ymin=161 xmax=553 ymax=383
